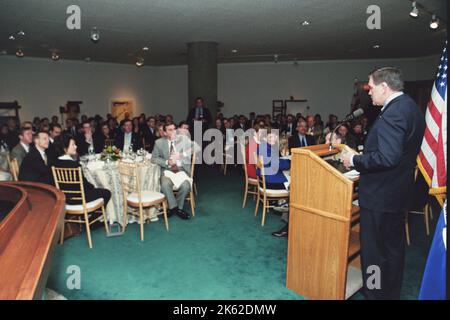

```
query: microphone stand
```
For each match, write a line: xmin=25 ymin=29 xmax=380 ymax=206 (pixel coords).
xmin=328 ymin=122 xmax=345 ymax=151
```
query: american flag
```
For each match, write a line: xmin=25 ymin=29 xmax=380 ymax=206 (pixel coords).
xmin=417 ymin=40 xmax=447 ymax=198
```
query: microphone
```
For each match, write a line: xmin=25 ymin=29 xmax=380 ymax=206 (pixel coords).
xmin=344 ymin=107 xmax=365 ymax=122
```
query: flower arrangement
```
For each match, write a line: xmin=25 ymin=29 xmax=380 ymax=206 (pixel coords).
xmin=101 ymin=145 xmax=121 ymax=161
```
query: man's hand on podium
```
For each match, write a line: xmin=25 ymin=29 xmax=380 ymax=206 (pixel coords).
xmin=341 ymin=149 xmax=354 ymax=170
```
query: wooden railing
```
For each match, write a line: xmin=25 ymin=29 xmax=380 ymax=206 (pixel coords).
xmin=0 ymin=182 xmax=65 ymax=300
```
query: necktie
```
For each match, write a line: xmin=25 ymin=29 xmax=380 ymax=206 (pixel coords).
xmin=43 ymin=153 xmax=48 ymax=165
xmin=303 ymin=137 xmax=307 ymax=147
xmin=170 ymin=141 xmax=174 ymax=155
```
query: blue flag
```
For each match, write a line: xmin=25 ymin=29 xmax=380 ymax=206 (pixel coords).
xmin=419 ymin=201 xmax=447 ymax=300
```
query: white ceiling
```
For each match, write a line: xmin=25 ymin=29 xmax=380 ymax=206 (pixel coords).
xmin=0 ymin=0 xmax=447 ymax=66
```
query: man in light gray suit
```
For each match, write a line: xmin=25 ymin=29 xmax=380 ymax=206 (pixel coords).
xmin=10 ymin=126 xmax=33 ymax=167
xmin=151 ymin=123 xmax=192 ymax=219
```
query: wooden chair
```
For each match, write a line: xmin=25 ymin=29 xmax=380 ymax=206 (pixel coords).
xmin=7 ymin=155 xmax=19 ymax=181
xmin=221 ymin=145 xmax=234 ymax=176
xmin=52 ymin=166 xmax=110 ymax=249
xmin=173 ymin=152 xmax=197 ymax=216
xmin=405 ymin=167 xmax=433 ymax=245
xmin=118 ymin=160 xmax=169 ymax=241
xmin=254 ymin=154 xmax=289 ymax=226
xmin=241 ymin=144 xmax=258 ymax=208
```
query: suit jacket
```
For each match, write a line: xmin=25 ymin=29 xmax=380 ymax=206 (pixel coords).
xmin=151 ymin=137 xmax=191 ymax=175
xmin=18 ymin=146 xmax=53 ymax=185
xmin=114 ymin=131 xmax=142 ymax=152
xmin=76 ymin=134 xmax=98 ymax=157
xmin=353 ymin=93 xmax=425 ymax=213
xmin=187 ymin=107 xmax=212 ymax=128
xmin=233 ymin=123 xmax=249 ymax=132
xmin=10 ymin=142 xmax=28 ymax=167
xmin=93 ymin=132 xmax=113 ymax=153
xmin=142 ymin=126 xmax=157 ymax=152
xmin=288 ymin=133 xmax=316 ymax=150
xmin=281 ymin=122 xmax=297 ymax=136
xmin=46 ymin=141 xmax=58 ymax=167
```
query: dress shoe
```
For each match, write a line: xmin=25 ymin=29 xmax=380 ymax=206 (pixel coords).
xmin=167 ymin=208 xmax=178 ymax=218
xmin=272 ymin=224 xmax=288 ymax=237
xmin=176 ymin=208 xmax=191 ymax=220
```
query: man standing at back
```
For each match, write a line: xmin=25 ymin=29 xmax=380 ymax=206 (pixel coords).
xmin=343 ymin=67 xmax=425 ymax=300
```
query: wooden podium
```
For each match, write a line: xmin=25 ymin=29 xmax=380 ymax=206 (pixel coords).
xmin=286 ymin=144 xmax=362 ymax=300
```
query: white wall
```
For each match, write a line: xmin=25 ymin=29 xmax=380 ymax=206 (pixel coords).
xmin=0 ymin=56 xmax=158 ymax=122
xmin=217 ymin=55 xmax=440 ymax=119
xmin=0 ymin=54 xmax=439 ymax=123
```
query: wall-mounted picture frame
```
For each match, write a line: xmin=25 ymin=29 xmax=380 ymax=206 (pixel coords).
xmin=110 ymin=99 xmax=135 ymax=122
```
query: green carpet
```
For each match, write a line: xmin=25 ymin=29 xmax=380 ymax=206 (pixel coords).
xmin=46 ymin=165 xmax=436 ymax=300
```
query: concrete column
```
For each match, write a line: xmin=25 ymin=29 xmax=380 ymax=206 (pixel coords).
xmin=187 ymin=41 xmax=218 ymax=121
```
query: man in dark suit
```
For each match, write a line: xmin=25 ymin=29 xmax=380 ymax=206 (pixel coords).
xmin=19 ymin=131 xmax=53 ymax=185
xmin=233 ymin=115 xmax=249 ymax=131
xmin=47 ymin=123 xmax=62 ymax=166
xmin=281 ymin=114 xmax=297 ymax=136
xmin=115 ymin=118 xmax=142 ymax=152
xmin=288 ymin=119 xmax=316 ymax=151
xmin=142 ymin=116 xmax=157 ymax=152
xmin=187 ymin=97 xmax=213 ymax=130
xmin=343 ymin=67 xmax=425 ymax=300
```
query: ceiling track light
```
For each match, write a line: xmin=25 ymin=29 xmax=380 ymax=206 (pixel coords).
xmin=51 ymin=52 xmax=60 ymax=61
xmin=430 ymin=14 xmax=439 ymax=29
xmin=90 ymin=27 xmax=100 ymax=43
xmin=409 ymin=1 xmax=419 ymax=18
xmin=16 ymin=49 xmax=24 ymax=58
xmin=136 ymin=58 xmax=144 ymax=67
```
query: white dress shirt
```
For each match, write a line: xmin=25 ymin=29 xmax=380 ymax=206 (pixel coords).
xmin=124 ymin=132 xmax=132 ymax=151
xmin=20 ymin=142 xmax=30 ymax=153
xmin=36 ymin=146 xmax=47 ymax=164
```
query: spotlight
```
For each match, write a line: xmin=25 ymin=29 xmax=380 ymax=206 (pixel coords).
xmin=231 ymin=49 xmax=238 ymax=53
xmin=430 ymin=14 xmax=439 ymax=29
xmin=16 ymin=49 xmax=24 ymax=57
xmin=90 ymin=27 xmax=100 ymax=43
xmin=17 ymin=30 xmax=25 ymax=36
xmin=9 ymin=35 xmax=15 ymax=40
xmin=274 ymin=54 xmax=278 ymax=63
xmin=409 ymin=1 xmax=419 ymax=18
xmin=51 ymin=52 xmax=60 ymax=61
xmin=301 ymin=20 xmax=311 ymax=26
xmin=136 ymin=58 xmax=144 ymax=67
xmin=142 ymin=46 xmax=150 ymax=51
xmin=85 ymin=57 xmax=91 ymax=62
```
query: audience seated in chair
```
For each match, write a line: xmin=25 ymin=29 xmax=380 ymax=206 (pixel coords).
xmin=10 ymin=126 xmax=33 ymax=168
xmin=18 ymin=131 xmax=53 ymax=185
xmin=53 ymin=134 xmax=111 ymax=207
xmin=288 ymin=119 xmax=316 ymax=151
xmin=115 ymin=119 xmax=142 ymax=152
xmin=151 ymin=123 xmax=192 ymax=220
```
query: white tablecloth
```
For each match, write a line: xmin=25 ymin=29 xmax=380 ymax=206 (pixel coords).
xmin=81 ymin=159 xmax=161 ymax=226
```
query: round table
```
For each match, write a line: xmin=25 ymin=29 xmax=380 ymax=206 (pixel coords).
xmin=81 ymin=157 xmax=161 ymax=226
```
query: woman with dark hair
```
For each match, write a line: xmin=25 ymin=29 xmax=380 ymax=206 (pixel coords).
xmin=53 ymin=134 xmax=111 ymax=207
xmin=132 ymin=117 xmax=144 ymax=147
xmin=93 ymin=122 xmax=112 ymax=153
xmin=325 ymin=122 xmax=357 ymax=149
